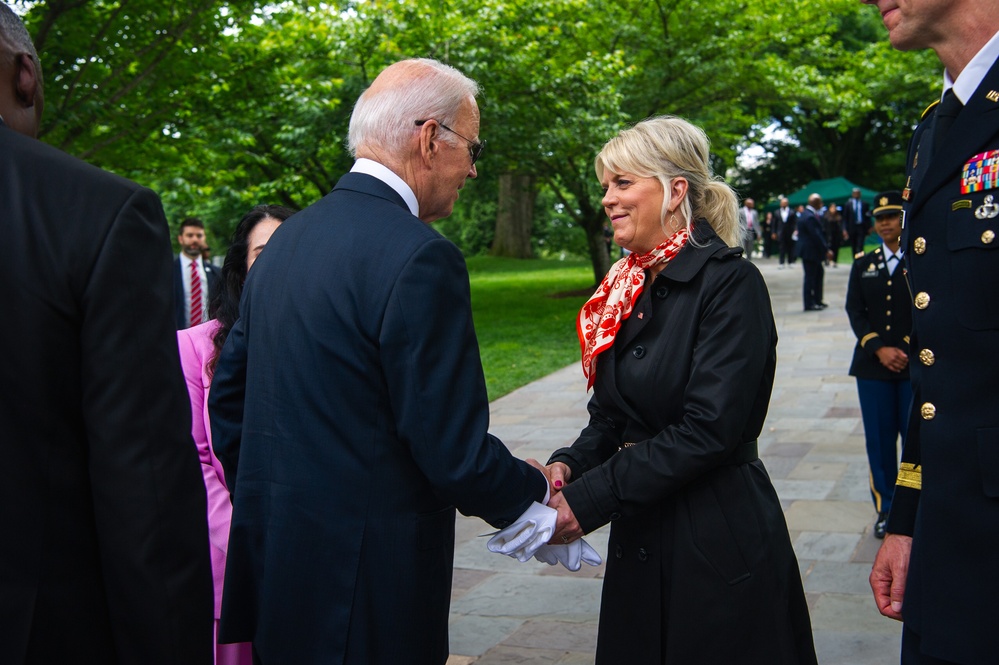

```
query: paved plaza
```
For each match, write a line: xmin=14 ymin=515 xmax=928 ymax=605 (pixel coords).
xmin=447 ymin=256 xmax=903 ymax=664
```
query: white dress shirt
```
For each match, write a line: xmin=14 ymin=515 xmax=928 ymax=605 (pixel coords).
xmin=882 ymin=245 xmax=903 ymax=276
xmin=944 ymin=28 xmax=999 ymax=103
xmin=351 ymin=158 xmax=420 ymax=218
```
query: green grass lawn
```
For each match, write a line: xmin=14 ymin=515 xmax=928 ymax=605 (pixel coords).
xmin=466 ymin=256 xmax=595 ymax=400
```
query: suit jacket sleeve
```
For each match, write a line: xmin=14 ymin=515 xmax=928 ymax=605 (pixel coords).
xmin=80 ymin=187 xmax=213 ymax=662
xmin=887 ymin=402 xmax=921 ymax=536
xmin=845 ymin=259 xmax=886 ymax=356
xmin=209 ymin=313 xmax=249 ymax=494
xmin=380 ymin=237 xmax=546 ymax=528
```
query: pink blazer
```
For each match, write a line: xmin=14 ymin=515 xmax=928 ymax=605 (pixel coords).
xmin=177 ymin=320 xmax=231 ymax=618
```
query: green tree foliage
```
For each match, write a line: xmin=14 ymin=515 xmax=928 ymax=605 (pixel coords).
xmin=15 ymin=0 xmax=939 ymax=264
xmin=733 ymin=0 xmax=939 ymax=203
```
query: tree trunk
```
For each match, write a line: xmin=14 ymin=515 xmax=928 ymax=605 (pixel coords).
xmin=491 ymin=173 xmax=536 ymax=258
xmin=583 ymin=212 xmax=612 ymax=285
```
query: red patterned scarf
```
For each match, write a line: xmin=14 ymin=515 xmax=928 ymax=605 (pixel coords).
xmin=577 ymin=228 xmax=689 ymax=389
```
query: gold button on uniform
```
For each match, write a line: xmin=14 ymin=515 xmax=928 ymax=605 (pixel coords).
xmin=915 ymin=292 xmax=930 ymax=309
xmin=887 ymin=310 xmax=892 ymax=316
xmin=887 ymin=295 xmax=892 ymax=301
xmin=920 ymin=348 xmax=936 ymax=366
xmin=983 ymin=230 xmax=996 ymax=244
xmin=921 ymin=403 xmax=936 ymax=420
xmin=914 ymin=237 xmax=927 ymax=254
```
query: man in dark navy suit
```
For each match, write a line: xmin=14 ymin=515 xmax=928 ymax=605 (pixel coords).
xmin=796 ymin=193 xmax=833 ymax=311
xmin=0 ymin=4 xmax=212 ymax=663
xmin=773 ymin=196 xmax=798 ymax=267
xmin=209 ymin=58 xmax=550 ymax=665
xmin=864 ymin=1 xmax=999 ymax=663
xmin=843 ymin=187 xmax=872 ymax=255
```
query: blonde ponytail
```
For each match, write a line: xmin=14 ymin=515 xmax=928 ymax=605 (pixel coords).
xmin=700 ymin=180 xmax=740 ymax=247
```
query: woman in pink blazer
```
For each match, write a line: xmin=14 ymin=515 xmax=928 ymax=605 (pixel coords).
xmin=177 ymin=205 xmax=295 ymax=665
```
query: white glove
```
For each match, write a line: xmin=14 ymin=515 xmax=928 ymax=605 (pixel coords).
xmin=533 ymin=539 xmax=602 ymax=571
xmin=486 ymin=502 xmax=557 ymax=563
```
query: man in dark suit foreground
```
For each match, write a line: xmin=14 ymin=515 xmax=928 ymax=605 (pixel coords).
xmin=864 ymin=1 xmax=999 ymax=663
xmin=0 ymin=4 xmax=212 ymax=664
xmin=209 ymin=58 xmax=550 ymax=665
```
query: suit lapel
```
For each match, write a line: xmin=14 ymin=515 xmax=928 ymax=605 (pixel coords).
xmin=911 ymin=59 xmax=999 ymax=217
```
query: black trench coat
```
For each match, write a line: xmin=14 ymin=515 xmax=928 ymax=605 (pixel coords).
xmin=550 ymin=224 xmax=817 ymax=664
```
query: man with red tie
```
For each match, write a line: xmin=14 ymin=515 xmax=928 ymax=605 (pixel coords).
xmin=173 ymin=217 xmax=220 ymax=329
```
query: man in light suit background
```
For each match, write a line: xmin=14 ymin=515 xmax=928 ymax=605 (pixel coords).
xmin=174 ymin=216 xmax=220 ymax=329
xmin=209 ymin=58 xmax=551 ymax=665
xmin=738 ymin=196 xmax=760 ymax=258
xmin=0 ymin=4 xmax=213 ymax=663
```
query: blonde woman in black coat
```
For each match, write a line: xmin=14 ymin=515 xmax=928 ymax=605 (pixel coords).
xmin=545 ymin=116 xmax=817 ymax=664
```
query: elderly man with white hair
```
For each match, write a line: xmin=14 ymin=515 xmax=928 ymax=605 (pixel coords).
xmin=209 ymin=58 xmax=555 ymax=665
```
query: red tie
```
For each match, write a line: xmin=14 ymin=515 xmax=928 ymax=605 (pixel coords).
xmin=189 ymin=259 xmax=203 ymax=327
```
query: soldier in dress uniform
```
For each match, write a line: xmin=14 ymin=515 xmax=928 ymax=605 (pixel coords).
xmin=863 ymin=1 xmax=999 ymax=663
xmin=845 ymin=191 xmax=912 ymax=540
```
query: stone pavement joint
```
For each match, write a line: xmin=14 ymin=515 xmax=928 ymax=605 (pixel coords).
xmin=447 ymin=259 xmax=902 ymax=664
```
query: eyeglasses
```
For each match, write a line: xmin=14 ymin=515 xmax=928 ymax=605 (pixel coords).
xmin=415 ymin=119 xmax=485 ymax=165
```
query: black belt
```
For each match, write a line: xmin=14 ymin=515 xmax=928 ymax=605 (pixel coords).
xmin=724 ymin=439 xmax=759 ymax=465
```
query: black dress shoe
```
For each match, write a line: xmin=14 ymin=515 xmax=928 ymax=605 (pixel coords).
xmin=804 ymin=305 xmax=824 ymax=311
xmin=874 ymin=512 xmax=888 ymax=539
xmin=818 ymin=302 xmax=829 ymax=309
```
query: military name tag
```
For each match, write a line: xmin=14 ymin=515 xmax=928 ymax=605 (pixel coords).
xmin=962 ymin=150 xmax=999 ymax=194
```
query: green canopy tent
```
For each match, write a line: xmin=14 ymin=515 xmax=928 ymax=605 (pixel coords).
xmin=783 ymin=177 xmax=879 ymax=208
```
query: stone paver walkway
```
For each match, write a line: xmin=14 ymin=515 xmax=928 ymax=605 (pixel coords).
xmin=447 ymin=256 xmax=902 ymax=664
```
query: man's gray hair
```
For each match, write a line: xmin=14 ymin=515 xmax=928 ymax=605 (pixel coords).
xmin=348 ymin=58 xmax=478 ymax=157
xmin=0 ymin=3 xmax=40 ymax=65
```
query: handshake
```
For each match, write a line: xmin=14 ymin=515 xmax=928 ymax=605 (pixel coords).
xmin=486 ymin=459 xmax=602 ymax=572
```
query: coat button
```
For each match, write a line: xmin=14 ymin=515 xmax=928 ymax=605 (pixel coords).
xmin=609 ymin=512 xmax=621 ymax=521
xmin=914 ymin=237 xmax=927 ymax=254
xmin=885 ymin=325 xmax=892 ymax=331
xmin=914 ymin=292 xmax=930 ymax=309
xmin=886 ymin=294 xmax=892 ymax=301
xmin=886 ymin=310 xmax=892 ymax=316
xmin=655 ymin=286 xmax=669 ymax=298
xmin=919 ymin=348 xmax=935 ymax=366
xmin=638 ymin=548 xmax=649 ymax=562
xmin=983 ymin=230 xmax=995 ymax=244
xmin=632 ymin=346 xmax=646 ymax=359
xmin=887 ymin=280 xmax=892 ymax=286
xmin=921 ymin=402 xmax=936 ymax=420
xmin=615 ymin=545 xmax=623 ymax=559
